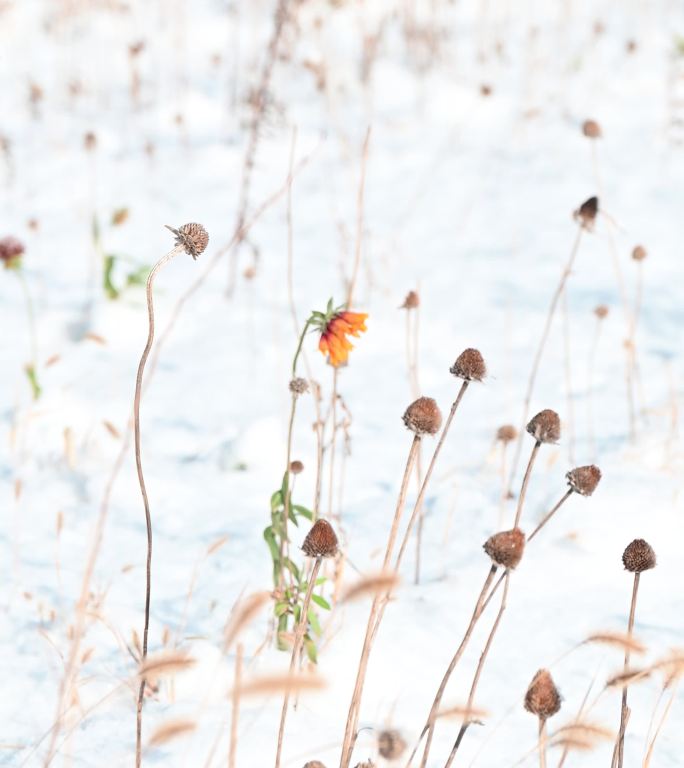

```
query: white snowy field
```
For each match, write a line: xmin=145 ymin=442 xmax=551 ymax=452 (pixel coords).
xmin=1 ymin=1 xmax=683 ymax=766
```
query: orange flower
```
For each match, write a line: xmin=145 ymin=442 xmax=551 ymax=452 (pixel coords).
xmin=318 ymin=310 xmax=368 ymax=367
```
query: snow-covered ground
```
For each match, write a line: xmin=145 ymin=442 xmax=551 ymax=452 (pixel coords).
xmin=1 ymin=1 xmax=683 ymax=766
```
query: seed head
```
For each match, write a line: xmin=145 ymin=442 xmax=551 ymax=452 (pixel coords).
xmin=524 ymin=669 xmax=562 ymax=720
xmin=632 ymin=245 xmax=647 ymax=262
xmin=290 ymin=460 xmax=304 ymax=475
xmin=574 ymin=196 xmax=599 ymax=231
xmin=303 ymin=763 xmax=327 ymax=768
xmin=450 ymin=348 xmax=486 ymax=382
xmin=594 ymin=304 xmax=609 ymax=320
xmin=0 ymin=236 xmax=25 ymax=269
xmin=289 ymin=377 xmax=309 ymax=396
xmin=403 ymin=397 xmax=442 ymax=436
xmin=483 ymin=528 xmax=525 ymax=569
xmin=378 ymin=729 xmax=407 ymax=760
xmin=566 ymin=465 xmax=602 ymax=496
xmin=582 ymin=119 xmax=602 ymax=139
xmin=400 ymin=290 xmax=420 ymax=309
xmin=84 ymin=131 xmax=97 ymax=151
xmin=302 ymin=519 xmax=338 ymax=558
xmin=526 ymin=409 xmax=561 ymax=444
xmin=165 ymin=223 xmax=209 ymax=260
xmin=496 ymin=424 xmax=517 ymax=443
xmin=352 ymin=763 xmax=376 ymax=768
xmin=622 ymin=539 xmax=656 ymax=573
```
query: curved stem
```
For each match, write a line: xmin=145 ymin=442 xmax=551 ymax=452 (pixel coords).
xmin=513 ymin=441 xmax=540 ymax=529
xmin=134 ymin=245 xmax=182 ymax=767
xmin=527 ymin=490 xmax=573 ymax=542
xmin=274 ymin=557 xmax=322 ymax=768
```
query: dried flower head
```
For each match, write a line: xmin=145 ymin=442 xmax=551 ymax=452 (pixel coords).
xmin=403 ymin=397 xmax=442 ymax=436
xmin=524 ymin=669 xmax=562 ymax=720
xmin=289 ymin=377 xmax=309 ymax=396
xmin=622 ymin=539 xmax=656 ymax=573
xmin=84 ymin=131 xmax=97 ymax=151
xmin=526 ymin=409 xmax=561 ymax=444
xmin=632 ymin=245 xmax=647 ymax=262
xmin=483 ymin=528 xmax=525 ymax=569
xmin=0 ymin=236 xmax=25 ymax=269
xmin=111 ymin=208 xmax=129 ymax=227
xmin=400 ymin=290 xmax=420 ymax=309
xmin=566 ymin=465 xmax=602 ymax=496
xmin=290 ymin=460 xmax=304 ymax=475
xmin=594 ymin=304 xmax=609 ymax=320
xmin=582 ymin=119 xmax=602 ymax=139
xmin=165 ymin=223 xmax=209 ymax=260
xmin=574 ymin=196 xmax=599 ymax=230
xmin=496 ymin=424 xmax=517 ymax=443
xmin=480 ymin=83 xmax=493 ymax=97
xmin=378 ymin=729 xmax=407 ymax=760
xmin=303 ymin=762 xmax=327 ymax=768
xmin=450 ymin=348 xmax=486 ymax=381
xmin=302 ymin=519 xmax=338 ymax=558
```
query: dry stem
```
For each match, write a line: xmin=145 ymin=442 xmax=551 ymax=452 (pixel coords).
xmin=228 ymin=643 xmax=243 ymax=768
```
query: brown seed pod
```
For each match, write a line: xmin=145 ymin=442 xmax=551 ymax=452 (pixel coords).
xmin=574 ymin=196 xmax=599 ymax=230
xmin=622 ymin=539 xmax=656 ymax=573
xmin=524 ymin=669 xmax=562 ymax=720
xmin=566 ymin=465 xmax=602 ymax=496
xmin=450 ymin=348 xmax=486 ymax=381
xmin=84 ymin=131 xmax=97 ymax=151
xmin=594 ymin=304 xmax=609 ymax=320
xmin=289 ymin=377 xmax=309 ymax=395
xmin=165 ymin=222 xmax=209 ymax=260
xmin=378 ymin=729 xmax=407 ymax=760
xmin=289 ymin=460 xmax=304 ymax=475
xmin=303 ymin=762 xmax=327 ymax=768
xmin=526 ymin=409 xmax=561 ymax=444
xmin=496 ymin=424 xmax=517 ymax=443
xmin=400 ymin=290 xmax=420 ymax=309
xmin=582 ymin=119 xmax=602 ymax=139
xmin=483 ymin=528 xmax=525 ymax=569
xmin=0 ymin=236 xmax=25 ymax=268
xmin=302 ymin=519 xmax=338 ymax=558
xmin=402 ymin=397 xmax=442 ymax=436
xmin=631 ymin=245 xmax=647 ymax=261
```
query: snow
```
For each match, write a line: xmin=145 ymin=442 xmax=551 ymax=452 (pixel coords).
xmin=1 ymin=0 xmax=683 ymax=766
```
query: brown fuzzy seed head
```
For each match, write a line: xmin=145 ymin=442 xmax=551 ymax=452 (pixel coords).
xmin=582 ymin=119 xmax=602 ymax=139
xmin=289 ymin=377 xmax=308 ymax=396
xmin=290 ymin=460 xmax=304 ymax=475
xmin=400 ymin=290 xmax=420 ymax=309
xmin=0 ymin=236 xmax=25 ymax=268
xmin=524 ymin=669 xmax=562 ymax=720
xmin=496 ymin=424 xmax=517 ymax=443
xmin=566 ymin=465 xmax=602 ymax=496
xmin=84 ymin=131 xmax=97 ymax=150
xmin=302 ymin=519 xmax=338 ymax=558
xmin=303 ymin=763 xmax=327 ymax=768
xmin=450 ymin=348 xmax=486 ymax=381
xmin=483 ymin=528 xmax=526 ymax=569
xmin=632 ymin=245 xmax=647 ymax=261
xmin=574 ymin=196 xmax=599 ymax=230
xmin=622 ymin=539 xmax=656 ymax=573
xmin=403 ymin=397 xmax=442 ymax=436
xmin=594 ymin=304 xmax=609 ymax=320
xmin=526 ymin=409 xmax=561 ymax=444
xmin=378 ymin=729 xmax=407 ymax=760
xmin=167 ymin=223 xmax=209 ymax=259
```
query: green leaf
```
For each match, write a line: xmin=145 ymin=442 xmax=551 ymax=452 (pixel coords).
xmin=292 ymin=504 xmax=313 ymax=521
xmin=270 ymin=490 xmax=283 ymax=512
xmin=311 ymin=594 xmax=331 ymax=611
xmin=103 ymin=255 xmax=120 ymax=300
xmin=276 ymin=613 xmax=290 ymax=651
xmin=307 ymin=608 xmax=322 ymax=636
xmin=274 ymin=601 xmax=290 ymax=618
xmin=25 ymin=365 xmax=41 ymax=401
xmin=284 ymin=558 xmax=300 ymax=580
xmin=303 ymin=635 xmax=318 ymax=664
xmin=125 ymin=265 xmax=150 ymax=287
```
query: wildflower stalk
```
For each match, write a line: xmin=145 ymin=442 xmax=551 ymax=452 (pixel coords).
xmin=513 ymin=440 xmax=541 ymax=528
xmin=16 ymin=269 xmax=40 ymax=399
xmin=228 ymin=643 xmax=243 ymax=768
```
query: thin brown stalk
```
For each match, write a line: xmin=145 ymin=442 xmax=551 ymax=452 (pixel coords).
xmin=327 ymin=370 xmax=339 ymax=520
xmin=557 ymin=667 xmax=603 ymax=768
xmin=228 ymin=643 xmax=243 ymax=768
xmin=513 ymin=440 xmax=541 ymax=528
xmin=507 ymin=226 xmax=582 ymax=495
xmin=444 ymin=571 xmax=511 ymax=766
xmin=539 ymin=718 xmax=547 ymax=768
xmin=643 ymin=679 xmax=679 ymax=767
xmin=135 ymin=245 xmax=184 ymax=768
xmin=339 ymin=435 xmax=421 ymax=768
xmin=414 ymin=565 xmax=498 ymax=768
xmin=527 ymin=490 xmax=573 ymax=541
xmin=274 ymin=557 xmax=322 ymax=768
xmin=561 ymin=289 xmax=575 ymax=465
xmin=346 ymin=126 xmax=371 ymax=308
xmin=612 ymin=572 xmax=640 ymax=768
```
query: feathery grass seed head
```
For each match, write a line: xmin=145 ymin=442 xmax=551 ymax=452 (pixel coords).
xmin=403 ymin=397 xmax=442 ymax=436
xmin=566 ymin=465 xmax=602 ymax=496
xmin=450 ymin=348 xmax=486 ymax=381
xmin=526 ymin=409 xmax=561 ymax=444
xmin=483 ymin=528 xmax=525 ymax=569
xmin=165 ymin=223 xmax=209 ymax=260
xmin=302 ymin=519 xmax=338 ymax=558
xmin=524 ymin=669 xmax=562 ymax=719
xmin=622 ymin=539 xmax=656 ymax=573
